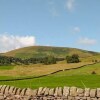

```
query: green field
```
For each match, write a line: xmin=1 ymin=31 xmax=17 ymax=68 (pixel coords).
xmin=0 ymin=61 xmax=92 ymax=77
xmin=0 ymin=63 xmax=100 ymax=89
xmin=0 ymin=75 xmax=100 ymax=89
xmin=0 ymin=65 xmax=14 ymax=70
xmin=54 ymin=62 xmax=100 ymax=75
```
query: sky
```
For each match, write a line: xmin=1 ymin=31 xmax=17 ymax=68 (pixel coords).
xmin=0 ymin=0 xmax=100 ymax=53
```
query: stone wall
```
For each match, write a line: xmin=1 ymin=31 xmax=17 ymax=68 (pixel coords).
xmin=0 ymin=85 xmax=100 ymax=100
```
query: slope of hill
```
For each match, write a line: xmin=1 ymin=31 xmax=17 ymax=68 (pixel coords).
xmin=1 ymin=46 xmax=99 ymax=59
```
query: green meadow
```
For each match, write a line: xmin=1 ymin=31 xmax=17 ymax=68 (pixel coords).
xmin=0 ymin=63 xmax=100 ymax=89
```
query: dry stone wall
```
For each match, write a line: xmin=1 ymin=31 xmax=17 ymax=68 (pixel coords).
xmin=0 ymin=85 xmax=100 ymax=100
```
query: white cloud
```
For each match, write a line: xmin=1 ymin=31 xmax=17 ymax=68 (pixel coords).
xmin=78 ymin=37 xmax=97 ymax=45
xmin=73 ymin=27 xmax=80 ymax=33
xmin=0 ymin=34 xmax=35 ymax=53
xmin=65 ymin=0 xmax=75 ymax=12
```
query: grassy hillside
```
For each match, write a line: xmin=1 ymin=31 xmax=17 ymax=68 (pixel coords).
xmin=0 ymin=46 xmax=100 ymax=88
xmin=53 ymin=63 xmax=100 ymax=75
xmin=0 ymin=61 xmax=91 ymax=77
xmin=1 ymin=46 xmax=99 ymax=59
xmin=0 ymin=63 xmax=100 ymax=89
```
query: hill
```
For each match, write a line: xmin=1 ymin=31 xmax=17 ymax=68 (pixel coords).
xmin=1 ymin=46 xmax=99 ymax=59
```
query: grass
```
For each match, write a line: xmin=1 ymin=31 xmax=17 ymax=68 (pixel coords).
xmin=0 ymin=61 xmax=92 ymax=76
xmin=0 ymin=65 xmax=14 ymax=70
xmin=0 ymin=63 xmax=100 ymax=89
xmin=54 ymin=63 xmax=100 ymax=75
xmin=0 ymin=75 xmax=100 ymax=89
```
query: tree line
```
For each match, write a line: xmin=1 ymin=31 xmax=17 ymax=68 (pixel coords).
xmin=0 ymin=55 xmax=65 ymax=66
xmin=0 ymin=54 xmax=80 ymax=66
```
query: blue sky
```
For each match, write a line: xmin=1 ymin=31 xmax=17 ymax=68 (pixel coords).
xmin=0 ymin=0 xmax=100 ymax=52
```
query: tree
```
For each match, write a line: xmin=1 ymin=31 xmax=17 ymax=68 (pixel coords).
xmin=43 ymin=56 xmax=56 ymax=65
xmin=66 ymin=54 xmax=80 ymax=63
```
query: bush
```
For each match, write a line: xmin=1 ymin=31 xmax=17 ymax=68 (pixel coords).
xmin=43 ymin=56 xmax=56 ymax=65
xmin=91 ymin=71 xmax=96 ymax=75
xmin=66 ymin=54 xmax=80 ymax=63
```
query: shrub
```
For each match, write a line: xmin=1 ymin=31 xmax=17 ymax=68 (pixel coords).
xmin=91 ymin=71 xmax=96 ymax=75
xmin=66 ymin=54 xmax=80 ymax=63
xmin=43 ymin=56 xmax=56 ymax=65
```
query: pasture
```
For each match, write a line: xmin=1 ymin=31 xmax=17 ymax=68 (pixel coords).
xmin=0 ymin=62 xmax=100 ymax=89
xmin=0 ymin=61 xmax=92 ymax=77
